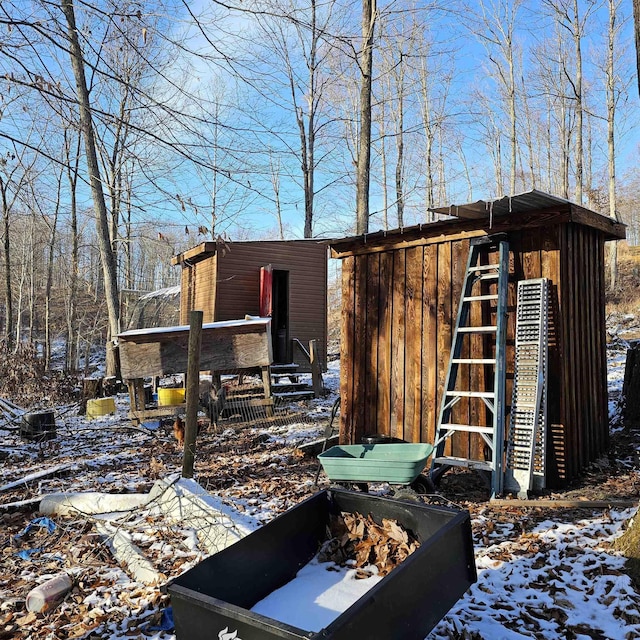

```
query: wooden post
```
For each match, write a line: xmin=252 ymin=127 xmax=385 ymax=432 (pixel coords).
xmin=309 ymin=339 xmax=323 ymax=398
xmin=261 ymin=366 xmax=274 ymax=417
xmin=127 ymin=378 xmax=146 ymax=415
xmin=182 ymin=311 xmax=203 ymax=479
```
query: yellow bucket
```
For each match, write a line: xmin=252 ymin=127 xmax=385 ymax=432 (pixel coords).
xmin=158 ymin=388 xmax=186 ymax=406
xmin=86 ymin=397 xmax=116 ymax=419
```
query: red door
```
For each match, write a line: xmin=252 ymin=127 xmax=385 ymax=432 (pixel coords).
xmin=259 ymin=265 xmax=273 ymax=317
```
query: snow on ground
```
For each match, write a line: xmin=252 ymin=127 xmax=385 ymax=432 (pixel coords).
xmin=2 ymin=353 xmax=640 ymax=639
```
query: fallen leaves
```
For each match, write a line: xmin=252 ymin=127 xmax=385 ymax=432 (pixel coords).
xmin=318 ymin=511 xmax=420 ymax=577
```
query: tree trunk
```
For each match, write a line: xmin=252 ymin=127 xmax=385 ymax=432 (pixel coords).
xmin=355 ymin=0 xmax=376 ymax=235
xmin=61 ymin=0 xmax=121 ymax=378
xmin=68 ymin=160 xmax=79 ymax=371
xmin=0 ymin=181 xmax=14 ymax=349
xmin=633 ymin=0 xmax=640 ymax=97
xmin=45 ymin=193 xmax=61 ymax=369
xmin=394 ymin=59 xmax=405 ymax=228
xmin=606 ymin=0 xmax=618 ymax=290
xmin=508 ymin=40 xmax=517 ymax=195
xmin=573 ymin=0 xmax=584 ymax=205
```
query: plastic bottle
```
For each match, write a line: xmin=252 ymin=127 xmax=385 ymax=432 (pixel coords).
xmin=25 ymin=573 xmax=73 ymax=613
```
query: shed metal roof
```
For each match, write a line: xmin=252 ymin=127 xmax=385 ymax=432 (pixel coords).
xmin=328 ymin=189 xmax=625 ymax=253
xmin=429 ymin=189 xmax=575 ymax=220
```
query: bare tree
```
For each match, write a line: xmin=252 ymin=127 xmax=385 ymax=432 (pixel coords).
xmin=355 ymin=0 xmax=376 ymax=235
xmin=542 ymin=0 xmax=598 ymax=205
xmin=60 ymin=0 xmax=121 ymax=377
xmin=465 ymin=0 xmax=523 ymax=195
xmin=602 ymin=0 xmax=627 ymax=289
xmin=633 ymin=0 xmax=640 ymax=96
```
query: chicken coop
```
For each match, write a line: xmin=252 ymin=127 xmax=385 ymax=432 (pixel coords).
xmin=329 ymin=190 xmax=625 ymax=490
xmin=172 ymin=240 xmax=328 ymax=372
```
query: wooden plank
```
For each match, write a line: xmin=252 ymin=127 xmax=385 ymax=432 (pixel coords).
xmin=376 ymin=252 xmax=394 ymax=439
xmin=581 ymin=227 xmax=594 ymax=461
xmin=588 ymin=230 xmax=604 ymax=457
xmin=0 ymin=463 xmax=74 ymax=493
xmin=340 ymin=256 xmax=356 ymax=444
xmin=118 ymin=320 xmax=273 ymax=379
xmin=329 ymin=210 xmax=576 ymax=258
xmin=352 ymin=255 xmax=368 ymax=442
xmin=577 ymin=226 xmax=589 ymax=469
xmin=597 ymin=236 xmax=609 ymax=453
xmin=172 ymin=241 xmax=217 ymax=266
xmin=565 ymin=224 xmax=579 ymax=479
xmin=436 ymin=242 xmax=452 ymax=456
xmin=404 ymin=246 xmax=423 ymax=443
xmin=569 ymin=205 xmax=626 ymax=239
xmin=309 ymin=340 xmax=323 ymax=398
xmin=390 ymin=250 xmax=406 ymax=440
xmin=421 ymin=244 xmax=438 ymax=444
xmin=129 ymin=405 xmax=185 ymax=422
xmin=489 ymin=498 xmax=638 ymax=509
xmin=0 ymin=497 xmax=43 ymax=510
xmin=261 ymin=366 xmax=274 ymax=418
xmin=522 ymin=228 xmax=542 ymax=279
xmin=127 ymin=378 xmax=146 ymax=412
xmin=328 ymin=205 xmax=624 ymax=259
xmin=364 ymin=253 xmax=380 ymax=432
xmin=540 ymin=225 xmax=561 ymax=487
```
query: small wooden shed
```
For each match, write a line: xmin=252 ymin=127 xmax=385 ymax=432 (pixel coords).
xmin=329 ymin=191 xmax=625 ymax=488
xmin=172 ymin=239 xmax=328 ymax=372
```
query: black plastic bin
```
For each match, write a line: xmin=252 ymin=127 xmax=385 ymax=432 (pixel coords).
xmin=167 ymin=489 xmax=476 ymax=640
xmin=20 ymin=411 xmax=56 ymax=441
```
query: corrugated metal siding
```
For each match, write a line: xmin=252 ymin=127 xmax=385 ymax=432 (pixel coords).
xmin=338 ymin=222 xmax=609 ymax=489
xmin=215 ymin=242 xmax=328 ymax=371
xmin=179 ymin=241 xmax=327 ymax=371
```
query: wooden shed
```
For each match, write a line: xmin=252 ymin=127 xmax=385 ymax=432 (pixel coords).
xmin=329 ymin=191 xmax=625 ymax=489
xmin=172 ymin=239 xmax=328 ymax=372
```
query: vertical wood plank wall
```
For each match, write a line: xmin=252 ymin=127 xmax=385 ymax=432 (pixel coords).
xmin=339 ymin=224 xmax=609 ymax=487
xmin=180 ymin=256 xmax=217 ymax=325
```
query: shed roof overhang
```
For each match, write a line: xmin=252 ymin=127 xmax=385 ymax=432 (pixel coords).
xmin=172 ymin=238 xmax=328 ymax=266
xmin=329 ymin=190 xmax=626 ymax=259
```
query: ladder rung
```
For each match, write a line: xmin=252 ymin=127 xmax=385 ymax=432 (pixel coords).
xmin=458 ymin=326 xmax=497 ymax=333
xmin=477 ymin=273 xmax=499 ymax=281
xmin=463 ymin=294 xmax=499 ymax=302
xmin=451 ymin=358 xmax=497 ymax=364
xmin=468 ymin=264 xmax=499 ymax=272
xmin=445 ymin=390 xmax=495 ymax=398
xmin=434 ymin=456 xmax=494 ymax=471
xmin=440 ymin=423 xmax=494 ymax=434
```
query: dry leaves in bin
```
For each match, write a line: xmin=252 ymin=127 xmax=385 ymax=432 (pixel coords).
xmin=318 ymin=512 xmax=420 ymax=578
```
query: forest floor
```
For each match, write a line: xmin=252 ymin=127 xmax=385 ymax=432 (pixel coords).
xmin=1 ymin=316 xmax=640 ymax=639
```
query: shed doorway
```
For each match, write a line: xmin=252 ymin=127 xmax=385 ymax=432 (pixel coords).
xmin=271 ymin=270 xmax=290 ymax=363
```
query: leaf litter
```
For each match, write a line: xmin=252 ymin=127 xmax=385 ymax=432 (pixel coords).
xmin=318 ymin=511 xmax=420 ymax=578
xmin=1 ymin=355 xmax=640 ymax=638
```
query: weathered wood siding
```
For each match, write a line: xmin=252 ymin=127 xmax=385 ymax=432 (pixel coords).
xmin=180 ymin=241 xmax=328 ymax=371
xmin=179 ymin=255 xmax=217 ymax=325
xmin=118 ymin=319 xmax=272 ymax=379
xmin=338 ymin=223 xmax=609 ymax=488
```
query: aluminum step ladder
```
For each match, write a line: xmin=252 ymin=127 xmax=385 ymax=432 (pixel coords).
xmin=504 ymin=278 xmax=549 ymax=498
xmin=430 ymin=234 xmax=509 ymax=498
